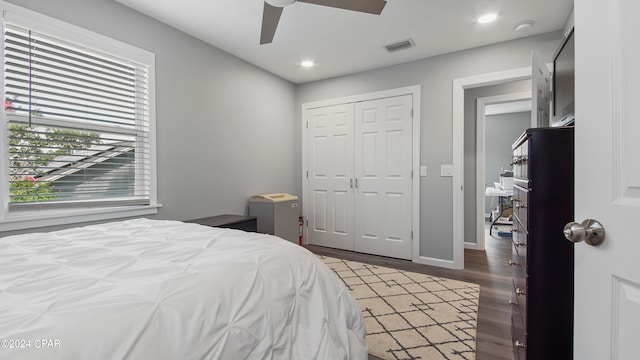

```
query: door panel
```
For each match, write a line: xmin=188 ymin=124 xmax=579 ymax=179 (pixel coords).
xmin=386 ymin=130 xmax=403 ymax=176
xmin=362 ymin=191 xmax=379 ymax=238
xmin=312 ymin=190 xmax=327 ymax=231
xmin=307 ymin=104 xmax=354 ymax=250
xmin=385 ymin=192 xmax=403 ymax=241
xmin=354 ymin=95 xmax=413 ymax=259
xmin=574 ymin=1 xmax=640 ymax=358
xmin=333 ymin=190 xmax=349 ymax=235
xmin=312 ymin=135 xmax=328 ymax=176
xmin=333 ymin=134 xmax=349 ymax=177
xmin=361 ymin=132 xmax=378 ymax=176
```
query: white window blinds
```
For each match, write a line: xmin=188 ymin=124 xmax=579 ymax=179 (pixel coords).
xmin=3 ymin=23 xmax=151 ymax=207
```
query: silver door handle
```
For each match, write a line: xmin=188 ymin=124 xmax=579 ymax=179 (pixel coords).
xmin=355 ymin=178 xmax=359 ymax=189
xmin=563 ymin=219 xmax=605 ymax=246
xmin=350 ymin=178 xmax=353 ymax=189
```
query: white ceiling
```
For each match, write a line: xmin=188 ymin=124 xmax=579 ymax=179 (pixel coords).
xmin=115 ymin=0 xmax=573 ymax=84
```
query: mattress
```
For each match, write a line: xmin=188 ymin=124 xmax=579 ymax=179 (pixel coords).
xmin=0 ymin=218 xmax=366 ymax=359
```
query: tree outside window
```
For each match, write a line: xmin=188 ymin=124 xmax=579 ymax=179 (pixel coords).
xmin=6 ymin=97 xmax=101 ymax=203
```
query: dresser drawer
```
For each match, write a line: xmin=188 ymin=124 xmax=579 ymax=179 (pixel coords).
xmin=511 ymin=241 xmax=527 ymax=334
xmin=512 ymin=148 xmax=521 ymax=179
xmin=512 ymin=219 xmax=528 ymax=252
xmin=512 ymin=139 xmax=529 ymax=180
xmin=513 ymin=184 xmax=529 ymax=231
xmin=511 ymin=277 xmax=527 ymax=359
xmin=511 ymin=293 xmax=526 ymax=338
xmin=512 ymin=212 xmax=528 ymax=271
xmin=511 ymin=268 xmax=527 ymax=305
xmin=519 ymin=140 xmax=529 ymax=180
xmin=512 ymin=233 xmax=527 ymax=265
xmin=511 ymin=316 xmax=527 ymax=360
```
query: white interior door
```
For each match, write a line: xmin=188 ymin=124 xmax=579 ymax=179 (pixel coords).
xmin=306 ymin=104 xmax=354 ymax=250
xmin=531 ymin=50 xmax=551 ymax=128
xmin=354 ymin=95 xmax=413 ymax=260
xmin=573 ymin=1 xmax=640 ymax=359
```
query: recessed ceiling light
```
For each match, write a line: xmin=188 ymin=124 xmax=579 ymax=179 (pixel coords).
xmin=301 ymin=60 xmax=314 ymax=68
xmin=478 ymin=13 xmax=498 ymax=24
xmin=514 ymin=20 xmax=534 ymax=32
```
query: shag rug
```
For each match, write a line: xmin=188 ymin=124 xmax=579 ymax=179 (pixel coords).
xmin=318 ymin=255 xmax=480 ymax=360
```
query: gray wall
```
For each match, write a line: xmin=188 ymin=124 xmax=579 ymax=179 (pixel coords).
xmin=296 ymin=33 xmax=562 ymax=260
xmin=2 ymin=0 xmax=564 ymax=265
xmin=463 ymin=81 xmax=531 ymax=245
xmin=484 ymin=112 xmax=531 ymax=214
xmin=2 ymin=0 xmax=297 ymax=235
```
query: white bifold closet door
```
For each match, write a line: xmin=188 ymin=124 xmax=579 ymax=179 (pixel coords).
xmin=307 ymin=95 xmax=413 ymax=260
xmin=307 ymin=103 xmax=355 ymax=251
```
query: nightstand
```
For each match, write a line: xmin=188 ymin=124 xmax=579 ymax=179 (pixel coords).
xmin=186 ymin=214 xmax=257 ymax=232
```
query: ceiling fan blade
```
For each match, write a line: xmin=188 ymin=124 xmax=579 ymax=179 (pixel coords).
xmin=260 ymin=2 xmax=284 ymax=45
xmin=298 ymin=0 xmax=386 ymax=15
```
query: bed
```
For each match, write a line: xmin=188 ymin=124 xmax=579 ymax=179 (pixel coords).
xmin=0 ymin=218 xmax=367 ymax=359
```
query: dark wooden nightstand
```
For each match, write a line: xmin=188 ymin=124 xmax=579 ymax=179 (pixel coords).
xmin=186 ymin=214 xmax=257 ymax=232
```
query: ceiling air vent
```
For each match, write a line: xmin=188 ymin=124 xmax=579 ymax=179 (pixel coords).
xmin=384 ymin=39 xmax=415 ymax=53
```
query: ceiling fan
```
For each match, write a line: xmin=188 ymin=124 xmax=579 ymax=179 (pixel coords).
xmin=260 ymin=0 xmax=387 ymax=45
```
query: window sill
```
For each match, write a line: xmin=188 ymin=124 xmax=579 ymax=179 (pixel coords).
xmin=0 ymin=204 xmax=162 ymax=232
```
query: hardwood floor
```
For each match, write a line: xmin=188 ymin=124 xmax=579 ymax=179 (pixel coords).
xmin=305 ymin=224 xmax=514 ymax=360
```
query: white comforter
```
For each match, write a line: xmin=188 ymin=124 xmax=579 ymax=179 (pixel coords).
xmin=0 ymin=219 xmax=366 ymax=360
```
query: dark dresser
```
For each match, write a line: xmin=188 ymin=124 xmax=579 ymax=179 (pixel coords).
xmin=510 ymin=127 xmax=574 ymax=360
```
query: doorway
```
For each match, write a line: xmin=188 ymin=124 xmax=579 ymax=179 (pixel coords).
xmin=452 ymin=67 xmax=532 ymax=269
xmin=475 ymin=92 xmax=531 ymax=251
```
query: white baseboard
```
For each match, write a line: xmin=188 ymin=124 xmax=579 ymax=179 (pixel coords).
xmin=413 ymin=255 xmax=462 ymax=270
xmin=464 ymin=242 xmax=479 ymax=250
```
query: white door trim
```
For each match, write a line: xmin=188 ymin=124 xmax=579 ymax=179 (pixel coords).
xmin=452 ymin=67 xmax=531 ymax=269
xmin=474 ymin=91 xmax=531 ymax=251
xmin=302 ymin=85 xmax=421 ymax=262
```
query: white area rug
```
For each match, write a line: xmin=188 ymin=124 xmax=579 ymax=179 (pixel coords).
xmin=318 ymin=255 xmax=480 ymax=360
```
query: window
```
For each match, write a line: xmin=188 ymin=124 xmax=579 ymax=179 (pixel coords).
xmin=1 ymin=2 xmax=158 ymax=230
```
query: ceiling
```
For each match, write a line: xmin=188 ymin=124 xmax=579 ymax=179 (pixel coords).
xmin=115 ymin=0 xmax=573 ymax=84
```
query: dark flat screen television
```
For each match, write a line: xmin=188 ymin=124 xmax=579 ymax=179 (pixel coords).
xmin=551 ymin=27 xmax=575 ymax=127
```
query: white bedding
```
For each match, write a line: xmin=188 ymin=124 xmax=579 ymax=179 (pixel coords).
xmin=0 ymin=219 xmax=366 ymax=360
